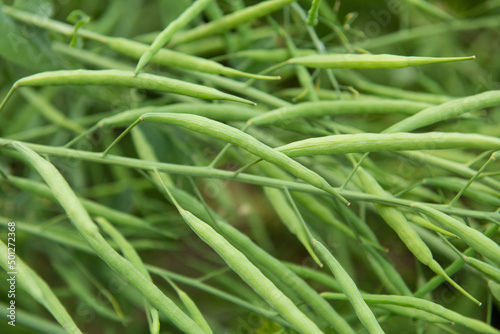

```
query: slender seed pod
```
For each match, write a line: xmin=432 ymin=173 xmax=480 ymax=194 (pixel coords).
xmin=106 ymin=37 xmax=279 ymax=80
xmin=277 ymin=132 xmax=500 ymax=157
xmin=375 ymin=304 xmax=451 ymax=324
xmin=0 ymin=240 xmax=82 ymax=334
xmin=103 ymin=113 xmax=349 ymax=205
xmin=286 ymin=54 xmax=475 ymax=69
xmin=247 ymin=100 xmax=432 ymax=126
xmin=0 ymin=70 xmax=255 ymax=112
xmin=463 ymin=256 xmax=500 ymax=283
xmin=322 ymin=293 xmax=500 ymax=334
xmin=385 ymin=90 xmax=500 ymax=133
xmin=135 ymin=0 xmax=215 ymax=74
xmin=313 ymin=240 xmax=385 ymax=334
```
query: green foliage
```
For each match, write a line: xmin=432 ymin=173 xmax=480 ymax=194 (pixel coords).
xmin=1 ymin=1 xmax=500 ymax=333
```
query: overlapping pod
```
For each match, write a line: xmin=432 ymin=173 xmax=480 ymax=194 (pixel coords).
xmin=247 ymin=100 xmax=432 ymax=126
xmin=103 ymin=103 xmax=262 ymax=127
xmin=385 ymin=90 xmax=500 ymax=133
xmin=286 ymin=54 xmax=475 ymax=69
xmin=103 ymin=113 xmax=349 ymax=205
xmin=106 ymin=37 xmax=279 ymax=80
xmin=356 ymin=168 xmax=481 ymax=305
xmin=412 ymin=203 xmax=500 ymax=267
xmin=10 ymin=142 xmax=206 ymax=334
xmin=65 ymin=103 xmax=263 ymax=149
xmin=276 ymin=132 xmax=500 ymax=157
xmin=0 ymin=240 xmax=82 ymax=334
xmin=322 ymin=293 xmax=500 ymax=334
xmin=0 ymin=70 xmax=255 ymax=112
xmin=135 ymin=0 xmax=215 ymax=74
xmin=164 ymin=198 xmax=324 ymax=334
xmin=313 ymin=240 xmax=385 ymax=334
xmin=414 ymin=224 xmax=500 ymax=298
xmin=375 ymin=304 xmax=450 ymax=324
xmin=215 ymin=221 xmax=356 ymax=333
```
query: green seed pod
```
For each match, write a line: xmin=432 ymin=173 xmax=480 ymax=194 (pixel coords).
xmin=277 ymin=132 xmax=500 ymax=157
xmin=385 ymin=90 xmax=500 ymax=133
xmin=412 ymin=203 xmax=500 ymax=267
xmin=248 ymin=100 xmax=431 ymax=126
xmin=106 ymin=37 xmax=279 ymax=80
xmin=0 ymin=70 xmax=255 ymax=112
xmin=287 ymin=54 xmax=475 ymax=69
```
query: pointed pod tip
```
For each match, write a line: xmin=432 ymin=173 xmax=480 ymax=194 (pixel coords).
xmin=472 ymin=55 xmax=477 ymax=60
xmin=478 ymin=302 xmax=483 ymax=307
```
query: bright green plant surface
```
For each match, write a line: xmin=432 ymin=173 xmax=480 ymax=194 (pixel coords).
xmin=1 ymin=1 xmax=500 ymax=333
